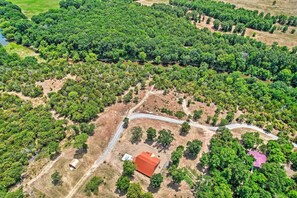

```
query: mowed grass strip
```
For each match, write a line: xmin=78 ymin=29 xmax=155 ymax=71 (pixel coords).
xmin=4 ymin=42 xmax=44 ymax=62
xmin=8 ymin=0 xmax=60 ymax=18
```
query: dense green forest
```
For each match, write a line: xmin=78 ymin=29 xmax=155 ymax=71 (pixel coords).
xmin=196 ymin=127 xmax=297 ymax=197
xmin=1 ymin=0 xmax=297 ymax=87
xmin=170 ymin=0 xmax=297 ymax=31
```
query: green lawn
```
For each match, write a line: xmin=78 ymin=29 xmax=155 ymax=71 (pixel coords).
xmin=4 ymin=42 xmax=44 ymax=62
xmin=8 ymin=0 xmax=60 ymax=18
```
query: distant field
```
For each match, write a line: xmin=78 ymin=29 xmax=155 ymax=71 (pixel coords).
xmin=196 ymin=16 xmax=297 ymax=48
xmin=8 ymin=0 xmax=60 ymax=18
xmin=137 ymin=0 xmax=169 ymax=6
xmin=219 ymin=0 xmax=297 ymax=16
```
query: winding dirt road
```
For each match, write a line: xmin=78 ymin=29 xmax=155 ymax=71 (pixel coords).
xmin=65 ymin=111 xmax=296 ymax=197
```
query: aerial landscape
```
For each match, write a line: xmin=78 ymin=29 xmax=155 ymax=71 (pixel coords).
xmin=0 ymin=0 xmax=297 ymax=197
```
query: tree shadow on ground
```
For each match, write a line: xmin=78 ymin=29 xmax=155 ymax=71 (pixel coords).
xmin=50 ymin=152 xmax=61 ymax=160
xmin=74 ymin=148 xmax=87 ymax=159
xmin=114 ymin=188 xmax=127 ymax=197
xmin=167 ymin=181 xmax=180 ymax=192
xmin=196 ymin=162 xmax=207 ymax=173
xmin=152 ymin=143 xmax=171 ymax=153
xmin=184 ymin=152 xmax=198 ymax=161
xmin=147 ymin=185 xmax=160 ymax=193
xmin=144 ymin=139 xmax=154 ymax=146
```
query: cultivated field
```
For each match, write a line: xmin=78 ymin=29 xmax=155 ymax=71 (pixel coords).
xmin=220 ymin=0 xmax=297 ymax=16
xmin=8 ymin=0 xmax=60 ymax=18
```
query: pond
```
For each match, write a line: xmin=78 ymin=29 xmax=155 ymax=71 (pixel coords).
xmin=0 ymin=30 xmax=9 ymax=46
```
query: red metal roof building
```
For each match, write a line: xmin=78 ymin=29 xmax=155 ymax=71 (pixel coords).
xmin=134 ymin=152 xmax=160 ymax=177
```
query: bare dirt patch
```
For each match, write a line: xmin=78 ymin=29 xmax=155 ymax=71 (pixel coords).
xmin=36 ymin=74 xmax=77 ymax=97
xmin=195 ymin=17 xmax=297 ymax=48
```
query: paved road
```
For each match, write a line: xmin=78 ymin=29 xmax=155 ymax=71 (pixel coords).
xmin=66 ymin=111 xmax=297 ymax=197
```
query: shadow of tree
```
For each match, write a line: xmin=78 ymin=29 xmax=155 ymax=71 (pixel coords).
xmin=167 ymin=180 xmax=180 ymax=192
xmin=74 ymin=148 xmax=87 ymax=159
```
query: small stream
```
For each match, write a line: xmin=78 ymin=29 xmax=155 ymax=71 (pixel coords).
xmin=0 ymin=30 xmax=9 ymax=46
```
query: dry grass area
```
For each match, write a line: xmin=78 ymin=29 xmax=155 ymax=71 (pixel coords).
xmin=26 ymin=89 xmax=146 ymax=198
xmin=75 ymin=118 xmax=215 ymax=197
xmin=220 ymin=0 xmax=297 ymax=16
xmin=195 ymin=17 xmax=297 ymax=48
xmin=136 ymin=0 xmax=169 ymax=6
xmin=136 ymin=91 xmax=185 ymax=117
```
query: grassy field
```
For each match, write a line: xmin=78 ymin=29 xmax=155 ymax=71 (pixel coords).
xmin=4 ymin=42 xmax=44 ymax=62
xmin=8 ymin=0 xmax=60 ymax=18
xmin=220 ymin=0 xmax=297 ymax=16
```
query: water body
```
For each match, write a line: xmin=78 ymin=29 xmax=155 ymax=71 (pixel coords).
xmin=0 ymin=30 xmax=9 ymax=46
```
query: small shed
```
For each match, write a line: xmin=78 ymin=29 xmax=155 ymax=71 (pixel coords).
xmin=122 ymin=153 xmax=133 ymax=161
xmin=69 ymin=159 xmax=80 ymax=170
xmin=248 ymin=151 xmax=267 ymax=168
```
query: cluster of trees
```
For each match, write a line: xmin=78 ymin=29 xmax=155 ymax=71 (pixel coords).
xmin=170 ymin=0 xmax=297 ymax=31
xmin=197 ymin=127 xmax=296 ymax=197
xmin=48 ymin=62 xmax=150 ymax=123
xmin=0 ymin=94 xmax=66 ymax=196
xmin=84 ymin=176 xmax=103 ymax=196
xmin=116 ymin=161 xmax=153 ymax=197
xmin=1 ymin=0 xmax=297 ymax=86
xmin=153 ymin=65 xmax=297 ymax=140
